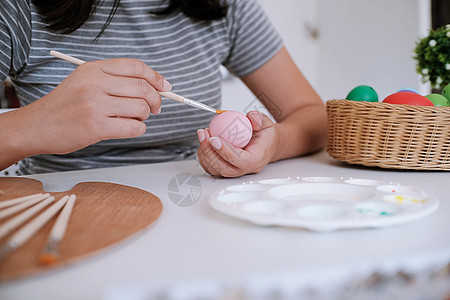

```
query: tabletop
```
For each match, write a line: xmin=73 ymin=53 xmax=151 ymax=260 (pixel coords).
xmin=0 ymin=150 xmax=449 ymax=300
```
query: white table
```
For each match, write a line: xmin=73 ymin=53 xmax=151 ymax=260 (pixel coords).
xmin=1 ymin=150 xmax=449 ymax=300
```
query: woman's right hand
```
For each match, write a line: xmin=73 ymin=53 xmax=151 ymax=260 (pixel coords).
xmin=0 ymin=58 xmax=171 ymax=169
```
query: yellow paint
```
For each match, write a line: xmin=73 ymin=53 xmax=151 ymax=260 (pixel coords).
xmin=395 ymin=195 xmax=404 ymax=204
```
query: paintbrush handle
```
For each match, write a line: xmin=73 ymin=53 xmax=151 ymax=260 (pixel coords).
xmin=50 ymin=50 xmax=85 ymax=65
xmin=7 ymin=196 xmax=69 ymax=248
xmin=0 ymin=193 xmax=51 ymax=221
xmin=0 ymin=196 xmax=55 ymax=240
xmin=49 ymin=194 xmax=76 ymax=241
xmin=159 ymin=92 xmax=217 ymax=113
xmin=0 ymin=193 xmax=47 ymax=209
xmin=50 ymin=51 xmax=186 ymax=103
xmin=158 ymin=91 xmax=184 ymax=103
xmin=50 ymin=50 xmax=219 ymax=114
xmin=183 ymin=98 xmax=217 ymax=113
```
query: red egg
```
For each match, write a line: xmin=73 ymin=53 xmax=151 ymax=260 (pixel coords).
xmin=382 ymin=92 xmax=434 ymax=106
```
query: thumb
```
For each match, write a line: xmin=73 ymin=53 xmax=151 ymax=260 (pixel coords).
xmin=247 ymin=110 xmax=274 ymax=131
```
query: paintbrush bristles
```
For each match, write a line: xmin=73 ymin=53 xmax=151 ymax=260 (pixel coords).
xmin=39 ymin=194 xmax=76 ymax=265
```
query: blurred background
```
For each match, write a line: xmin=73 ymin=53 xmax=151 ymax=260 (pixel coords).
xmin=221 ymin=0 xmax=450 ymax=113
xmin=0 ymin=0 xmax=449 ymax=110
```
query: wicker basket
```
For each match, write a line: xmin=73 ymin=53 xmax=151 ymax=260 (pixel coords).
xmin=326 ymin=99 xmax=450 ymax=170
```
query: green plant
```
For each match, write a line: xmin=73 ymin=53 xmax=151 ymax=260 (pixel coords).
xmin=414 ymin=24 xmax=450 ymax=89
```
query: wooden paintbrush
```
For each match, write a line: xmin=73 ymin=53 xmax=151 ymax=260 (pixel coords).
xmin=39 ymin=194 xmax=77 ymax=265
xmin=49 ymin=50 xmax=227 ymax=114
xmin=0 ymin=196 xmax=55 ymax=240
xmin=0 ymin=195 xmax=69 ymax=261
xmin=0 ymin=193 xmax=51 ymax=221
xmin=0 ymin=193 xmax=49 ymax=210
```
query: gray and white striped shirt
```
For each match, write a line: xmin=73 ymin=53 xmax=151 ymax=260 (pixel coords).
xmin=0 ymin=0 xmax=283 ymax=174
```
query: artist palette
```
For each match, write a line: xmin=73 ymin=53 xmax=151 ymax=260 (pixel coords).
xmin=0 ymin=177 xmax=162 ymax=281
xmin=209 ymin=177 xmax=439 ymax=232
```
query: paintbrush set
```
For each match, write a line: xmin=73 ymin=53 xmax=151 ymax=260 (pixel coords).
xmin=0 ymin=177 xmax=162 ymax=281
xmin=0 ymin=192 xmax=77 ymax=265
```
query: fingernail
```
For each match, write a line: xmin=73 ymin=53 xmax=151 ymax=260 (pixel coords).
xmin=163 ymin=79 xmax=172 ymax=91
xmin=250 ymin=111 xmax=263 ymax=127
xmin=197 ymin=129 xmax=205 ymax=143
xmin=209 ymin=137 xmax=222 ymax=150
xmin=155 ymin=106 xmax=161 ymax=115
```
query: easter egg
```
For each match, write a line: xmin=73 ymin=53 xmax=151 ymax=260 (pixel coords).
xmin=397 ymin=87 xmax=419 ymax=94
xmin=443 ymin=83 xmax=450 ymax=102
xmin=382 ymin=92 xmax=434 ymax=106
xmin=209 ymin=110 xmax=252 ymax=148
xmin=425 ymin=93 xmax=450 ymax=107
xmin=346 ymin=85 xmax=378 ymax=102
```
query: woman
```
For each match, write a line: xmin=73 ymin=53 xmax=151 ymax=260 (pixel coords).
xmin=0 ymin=0 xmax=326 ymax=176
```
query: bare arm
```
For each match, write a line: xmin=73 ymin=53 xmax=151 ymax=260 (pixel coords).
xmin=197 ymin=47 xmax=327 ymax=177
xmin=241 ymin=46 xmax=327 ymax=162
xmin=0 ymin=58 xmax=171 ymax=172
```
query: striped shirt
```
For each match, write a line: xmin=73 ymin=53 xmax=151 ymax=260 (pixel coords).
xmin=0 ymin=0 xmax=283 ymax=174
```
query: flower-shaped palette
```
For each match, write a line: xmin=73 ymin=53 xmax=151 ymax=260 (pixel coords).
xmin=209 ymin=177 xmax=439 ymax=232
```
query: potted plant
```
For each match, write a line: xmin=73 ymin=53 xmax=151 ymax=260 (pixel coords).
xmin=414 ymin=24 xmax=450 ymax=92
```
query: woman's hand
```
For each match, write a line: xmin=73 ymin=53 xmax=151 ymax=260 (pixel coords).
xmin=196 ymin=46 xmax=327 ymax=178
xmin=0 ymin=58 xmax=171 ymax=170
xmin=197 ymin=111 xmax=278 ymax=177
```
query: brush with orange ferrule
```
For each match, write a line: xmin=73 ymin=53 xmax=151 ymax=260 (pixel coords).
xmin=39 ymin=194 xmax=77 ymax=265
xmin=49 ymin=50 xmax=227 ymax=114
xmin=0 ymin=195 xmax=69 ymax=262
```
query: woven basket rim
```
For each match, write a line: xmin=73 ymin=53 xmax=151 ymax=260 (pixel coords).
xmin=326 ymin=99 xmax=450 ymax=171
xmin=327 ymin=99 xmax=450 ymax=113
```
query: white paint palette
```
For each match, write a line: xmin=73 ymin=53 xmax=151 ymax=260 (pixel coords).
xmin=209 ymin=177 xmax=439 ymax=232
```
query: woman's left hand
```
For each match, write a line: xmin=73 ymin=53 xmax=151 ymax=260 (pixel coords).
xmin=197 ymin=110 xmax=279 ymax=177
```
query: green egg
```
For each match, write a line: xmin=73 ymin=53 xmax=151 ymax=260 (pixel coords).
xmin=443 ymin=83 xmax=450 ymax=102
xmin=425 ymin=93 xmax=450 ymax=107
xmin=346 ymin=85 xmax=379 ymax=102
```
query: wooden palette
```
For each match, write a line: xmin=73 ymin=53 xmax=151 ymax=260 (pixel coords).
xmin=0 ymin=177 xmax=163 ymax=281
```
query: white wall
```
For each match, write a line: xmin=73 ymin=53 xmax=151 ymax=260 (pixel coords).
xmin=316 ymin=0 xmax=430 ymax=101
xmin=221 ymin=0 xmax=318 ymax=114
xmin=221 ymin=0 xmax=430 ymax=112
xmin=258 ymin=0 xmax=318 ymax=86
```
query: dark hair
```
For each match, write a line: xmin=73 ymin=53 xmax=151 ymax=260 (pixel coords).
xmin=32 ymin=0 xmax=228 ymax=39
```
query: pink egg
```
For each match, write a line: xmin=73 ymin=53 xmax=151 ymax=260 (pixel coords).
xmin=209 ymin=110 xmax=253 ymax=148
